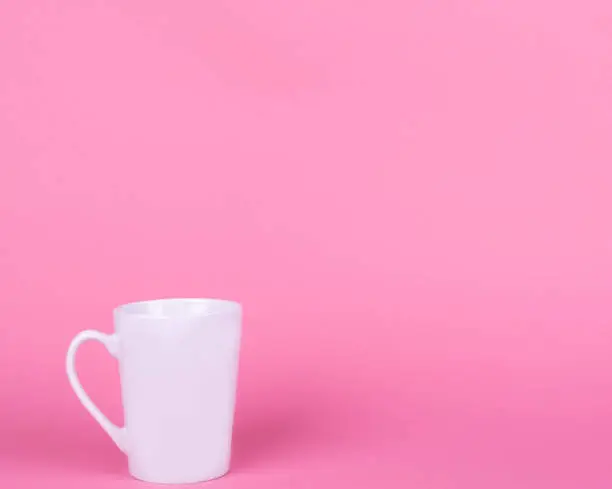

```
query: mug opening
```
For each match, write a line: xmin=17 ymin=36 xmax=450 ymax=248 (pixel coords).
xmin=114 ymin=298 xmax=241 ymax=319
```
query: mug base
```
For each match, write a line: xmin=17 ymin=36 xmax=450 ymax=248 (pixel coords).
xmin=129 ymin=467 xmax=229 ymax=485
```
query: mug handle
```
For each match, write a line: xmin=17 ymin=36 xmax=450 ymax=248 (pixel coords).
xmin=66 ymin=330 xmax=127 ymax=453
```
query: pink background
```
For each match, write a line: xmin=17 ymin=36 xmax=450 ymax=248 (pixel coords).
xmin=1 ymin=1 xmax=611 ymax=488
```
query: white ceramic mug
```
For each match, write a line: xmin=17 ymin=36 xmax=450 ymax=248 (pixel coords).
xmin=66 ymin=298 xmax=242 ymax=484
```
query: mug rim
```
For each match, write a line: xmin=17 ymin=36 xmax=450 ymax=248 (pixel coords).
xmin=114 ymin=297 xmax=242 ymax=319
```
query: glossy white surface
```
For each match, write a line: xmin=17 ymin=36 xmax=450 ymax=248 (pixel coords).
xmin=66 ymin=298 xmax=242 ymax=484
